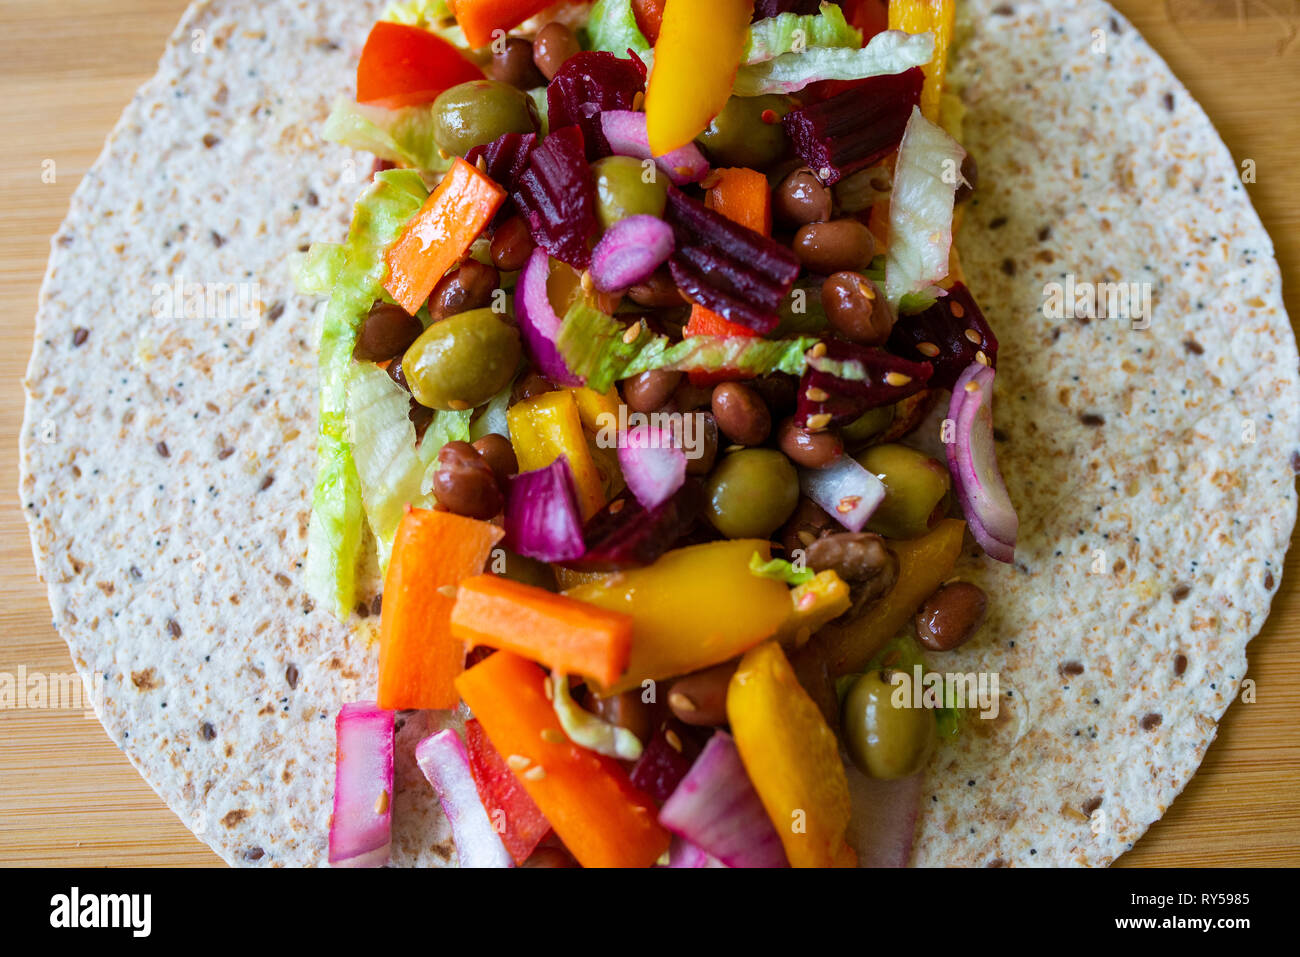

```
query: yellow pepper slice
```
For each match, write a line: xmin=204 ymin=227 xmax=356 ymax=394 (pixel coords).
xmin=506 ymin=391 xmax=606 ymax=520
xmin=568 ymin=386 xmax=622 ymax=433
xmin=889 ymin=0 xmax=955 ymax=122
xmin=813 ymin=518 xmax=966 ymax=677
xmin=727 ymin=641 xmax=857 ymax=868
xmin=774 ymin=569 xmax=852 ymax=647
xmin=645 ymin=0 xmax=754 ymax=156
xmin=567 ymin=539 xmax=791 ymax=695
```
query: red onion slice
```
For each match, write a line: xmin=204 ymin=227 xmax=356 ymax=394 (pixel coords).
xmin=844 ymin=764 xmax=923 ymax=868
xmin=946 ymin=362 xmax=1017 ymax=562
xmin=504 ymin=456 xmax=586 ymax=563
xmin=666 ymin=836 xmax=728 ymax=868
xmin=415 ymin=729 xmax=514 ymax=869
xmin=617 ymin=420 xmax=686 ymax=510
xmin=515 ymin=247 xmax=582 ymax=386
xmin=600 ymin=110 xmax=710 ymax=185
xmin=328 ymin=702 xmax=394 ymax=868
xmin=799 ymin=455 xmax=886 ymax=533
xmin=590 ymin=214 xmax=675 ymax=293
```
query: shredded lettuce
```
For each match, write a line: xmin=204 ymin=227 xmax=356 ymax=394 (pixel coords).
xmin=744 ymin=2 xmax=861 ymax=63
xmin=552 ymin=674 xmax=644 ymax=760
xmin=322 ymin=96 xmax=453 ymax=174
xmin=749 ymin=551 xmax=816 ymax=586
xmin=732 ymin=29 xmax=935 ymax=96
xmin=526 ymin=86 xmax=550 ymax=137
xmin=296 ymin=243 xmax=347 ymax=297
xmin=304 ymin=169 xmax=428 ymax=617
xmin=469 ymin=384 xmax=513 ymax=441
xmin=885 ymin=106 xmax=965 ymax=307
xmin=587 ymin=0 xmax=651 ymax=56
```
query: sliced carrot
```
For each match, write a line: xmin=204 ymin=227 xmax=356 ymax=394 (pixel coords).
xmin=454 ymin=650 xmax=671 ymax=868
xmin=450 ymin=574 xmax=632 ymax=688
xmin=704 ymin=167 xmax=772 ymax=236
xmin=377 ymin=508 xmax=504 ymax=710
xmin=383 ymin=157 xmax=505 ymax=315
xmin=449 ymin=0 xmax=557 ymax=49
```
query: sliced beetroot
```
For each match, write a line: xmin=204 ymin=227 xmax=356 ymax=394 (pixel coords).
xmin=546 ymin=51 xmax=646 ymax=161
xmin=512 ymin=124 xmax=598 ymax=270
xmin=466 ymin=131 xmax=536 ymax=196
xmin=665 ymin=187 xmax=800 ymax=334
xmin=629 ymin=720 xmax=705 ymax=803
xmin=887 ymin=283 xmax=998 ymax=391
xmin=562 ymin=480 xmax=703 ymax=572
xmin=753 ymin=0 xmax=823 ymax=17
xmin=796 ymin=340 xmax=932 ymax=429
xmin=783 ymin=67 xmax=924 ymax=185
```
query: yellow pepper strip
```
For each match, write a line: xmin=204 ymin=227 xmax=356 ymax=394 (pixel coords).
xmin=889 ymin=0 xmax=955 ymax=122
xmin=566 ymin=540 xmax=791 ymax=695
xmin=774 ymin=570 xmax=852 ymax=648
xmin=568 ymin=386 xmax=622 ymax=433
xmin=506 ymin=391 xmax=606 ymax=521
xmin=645 ymin=0 xmax=754 ymax=156
xmin=727 ymin=641 xmax=857 ymax=868
xmin=813 ymin=518 xmax=966 ymax=677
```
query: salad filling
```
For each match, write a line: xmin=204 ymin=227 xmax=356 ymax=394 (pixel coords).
xmin=304 ymin=0 xmax=1017 ymax=869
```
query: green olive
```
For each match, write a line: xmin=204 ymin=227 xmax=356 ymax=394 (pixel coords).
xmin=705 ymin=448 xmax=799 ymax=539
xmin=839 ymin=405 xmax=895 ymax=447
xmin=591 ymin=156 xmax=669 ymax=230
xmin=855 ymin=443 xmax=951 ymax=539
xmin=696 ymin=94 xmax=792 ymax=170
xmin=842 ymin=669 xmax=936 ymax=779
xmin=402 ymin=308 xmax=521 ymax=411
xmin=432 ymin=80 xmax=535 ymax=157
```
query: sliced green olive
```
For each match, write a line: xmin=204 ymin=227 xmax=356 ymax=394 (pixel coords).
xmin=855 ymin=443 xmax=951 ymax=539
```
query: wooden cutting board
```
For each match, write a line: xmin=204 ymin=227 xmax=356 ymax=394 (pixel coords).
xmin=0 ymin=0 xmax=1296 ymax=867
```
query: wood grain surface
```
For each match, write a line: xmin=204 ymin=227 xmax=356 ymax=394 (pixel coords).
xmin=1 ymin=0 xmax=1297 ymax=867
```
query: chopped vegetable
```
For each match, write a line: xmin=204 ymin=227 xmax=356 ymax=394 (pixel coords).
xmin=617 ymin=420 xmax=687 ymax=510
xmin=667 ymin=836 xmax=728 ymax=868
xmin=465 ymin=131 xmax=537 ymax=221
xmin=703 ymin=167 xmax=772 ymax=235
xmin=887 ymin=282 xmax=997 ymax=390
xmin=813 ymin=518 xmax=966 ymax=675
xmin=799 ymin=451 xmax=887 ymax=532
xmin=504 ymin=456 xmax=586 ymax=563
xmin=377 ymin=508 xmax=505 ymax=710
xmin=630 ymin=722 xmax=699 ymax=801
xmin=744 ymin=2 xmax=862 ymax=62
xmin=547 ymin=52 xmax=647 ymax=161
xmin=946 ymin=363 xmax=1017 ymax=562
xmin=464 ymin=717 xmax=550 ymax=864
xmin=383 ymin=157 xmax=506 ymax=314
xmin=733 ymin=28 xmax=933 ymax=96
xmin=515 ymin=249 xmax=582 ymax=387
xmin=565 ymin=539 xmax=792 ymax=694
xmin=588 ymin=0 xmax=653 ymax=55
xmin=659 ymin=730 xmax=790 ymax=868
xmin=357 ymin=21 xmax=484 ymax=109
xmin=414 ymin=729 xmax=514 ymax=868
xmin=599 ymin=111 xmax=710 ymax=186
xmin=726 ymin=641 xmax=857 ymax=867
xmin=329 ymin=702 xmax=394 ymax=868
xmin=322 ymin=97 xmax=453 ymax=173
xmin=450 ymin=574 xmax=634 ymax=687
xmin=645 ymin=0 xmax=753 ymax=156
xmin=775 ymin=568 xmax=853 ymax=644
xmin=567 ymin=481 xmax=704 ymax=571
xmin=844 ymin=764 xmax=923 ymax=868
xmin=884 ymin=106 xmax=965 ymax=306
xmin=512 ymin=125 xmax=599 ymax=269
xmin=749 ymin=551 xmax=816 ymax=586
xmin=797 ymin=340 xmax=933 ymax=429
xmin=551 ymin=674 xmax=644 ymax=760
xmin=507 ymin=390 xmax=607 ymax=520
xmin=783 ymin=66 xmax=923 ymax=185
xmin=590 ymin=214 xmax=676 ymax=293
xmin=449 ymin=0 xmax=556 ymax=48
xmin=888 ymin=0 xmax=954 ymax=121
xmin=454 ymin=650 xmax=671 ymax=868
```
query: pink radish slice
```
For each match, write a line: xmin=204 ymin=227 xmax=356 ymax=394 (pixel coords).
xmin=328 ymin=702 xmax=394 ymax=868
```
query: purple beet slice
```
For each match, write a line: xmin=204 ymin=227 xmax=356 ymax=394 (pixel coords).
xmin=561 ymin=480 xmax=704 ymax=571
xmin=547 ymin=51 xmax=646 ymax=161
xmin=796 ymin=340 xmax=933 ymax=429
xmin=512 ymin=124 xmax=598 ymax=270
xmin=629 ymin=720 xmax=706 ymax=803
xmin=887 ymin=283 xmax=998 ymax=391
xmin=753 ymin=0 xmax=823 ymax=18
xmin=664 ymin=187 xmax=800 ymax=334
xmin=466 ymin=131 xmax=536 ymax=222
xmin=783 ymin=67 xmax=925 ymax=185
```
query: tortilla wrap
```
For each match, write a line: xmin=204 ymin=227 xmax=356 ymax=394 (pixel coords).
xmin=20 ymin=0 xmax=1298 ymax=867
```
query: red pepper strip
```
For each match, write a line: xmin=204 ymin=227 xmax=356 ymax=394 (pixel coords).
xmin=464 ymin=717 xmax=550 ymax=864
xmin=449 ymin=0 xmax=557 ymax=50
xmin=357 ymin=21 xmax=484 ymax=109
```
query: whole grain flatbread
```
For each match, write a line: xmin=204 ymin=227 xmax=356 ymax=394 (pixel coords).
xmin=21 ymin=0 xmax=1298 ymax=867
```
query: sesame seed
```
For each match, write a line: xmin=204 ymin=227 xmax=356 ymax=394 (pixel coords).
xmin=805 ymin=386 xmax=830 ymax=402
xmin=437 ymin=585 xmax=458 ymax=599
xmin=857 ymin=281 xmax=876 ymax=301
xmin=669 ymin=691 xmax=696 ymax=712
xmin=964 ymin=380 xmax=980 ymax=393
xmin=506 ymin=754 xmax=531 ymax=772
xmin=622 ymin=322 xmax=642 ymax=344
xmin=541 ymin=728 xmax=565 ymax=744
xmin=475 ymin=154 xmax=488 ymax=173
xmin=665 ymin=730 xmax=683 ymax=752
xmin=808 ymin=342 xmax=828 ymax=359
xmin=884 ymin=372 xmax=912 ymax=387
xmin=543 ymin=676 xmax=554 ymax=700
xmin=806 ymin=412 xmax=832 ymax=431
xmin=964 ymin=328 xmax=982 ymax=344
xmin=917 ymin=341 xmax=941 ymax=357
xmin=837 ymin=496 xmax=861 ymax=514
xmin=951 ymin=301 xmax=966 ymax=319
xmin=524 ymin=765 xmax=546 ymax=781
xmin=976 ymin=350 xmax=990 ymax=366
xmin=797 ymin=530 xmax=816 ymax=546
xmin=374 ymin=790 xmax=390 ymax=815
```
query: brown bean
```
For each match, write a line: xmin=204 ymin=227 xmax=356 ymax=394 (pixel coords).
xmin=711 ymin=381 xmax=771 ymax=446
xmin=915 ymin=581 xmax=988 ymax=651
xmin=490 ymin=215 xmax=535 ymax=272
xmin=429 ymin=260 xmax=500 ymax=321
xmin=805 ymin=532 xmax=897 ymax=604
xmin=490 ymin=36 xmax=545 ymax=89
xmin=627 ymin=268 xmax=687 ymax=308
xmin=668 ymin=660 xmax=739 ymax=726
xmin=353 ymin=301 xmax=424 ymax=362
xmin=409 ymin=399 xmax=434 ymax=446
xmin=432 ymin=441 xmax=503 ymax=519
xmin=779 ymin=496 xmax=837 ymax=555
xmin=822 ymin=271 xmax=891 ymax=345
xmin=684 ymin=411 xmax=719 ymax=476
xmin=954 ymin=152 xmax=978 ymax=204
xmin=773 ymin=167 xmax=832 ymax=228
xmin=747 ymin=373 xmax=798 ymax=419
xmin=584 ymin=689 xmax=655 ymax=744
xmin=386 ymin=356 xmax=411 ymax=393
xmin=778 ymin=416 xmax=843 ymax=469
xmin=472 ymin=433 xmax=518 ymax=484
xmin=672 ymin=379 xmax=713 ymax=412
xmin=532 ymin=22 xmax=580 ymax=80
xmin=623 ymin=369 xmax=682 ymax=414
xmin=511 ymin=370 xmax=554 ymax=404
xmin=794 ymin=219 xmax=876 ymax=275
